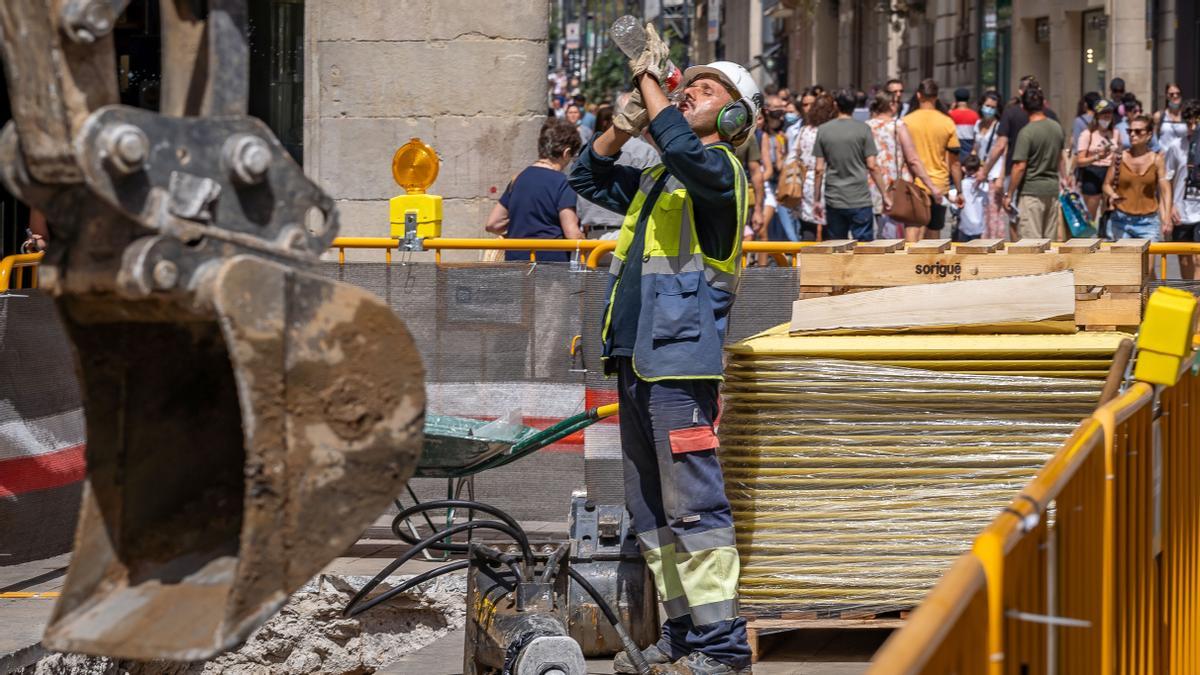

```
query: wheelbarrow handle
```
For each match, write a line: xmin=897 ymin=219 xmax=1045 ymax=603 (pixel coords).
xmin=466 ymin=404 xmax=621 ymax=475
xmin=595 ymin=402 xmax=619 ymax=420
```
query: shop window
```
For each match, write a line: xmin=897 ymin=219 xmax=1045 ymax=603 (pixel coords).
xmin=978 ymin=0 xmax=1011 ymax=100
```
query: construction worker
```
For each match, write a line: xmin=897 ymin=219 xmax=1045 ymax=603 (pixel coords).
xmin=568 ymin=25 xmax=758 ymax=675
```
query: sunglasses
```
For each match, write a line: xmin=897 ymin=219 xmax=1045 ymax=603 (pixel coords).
xmin=1130 ymin=128 xmax=1151 ymax=136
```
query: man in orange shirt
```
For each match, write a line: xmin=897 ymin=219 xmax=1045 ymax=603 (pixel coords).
xmin=902 ymin=79 xmax=964 ymax=240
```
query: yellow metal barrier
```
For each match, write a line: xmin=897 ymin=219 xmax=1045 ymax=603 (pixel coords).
xmin=1151 ymin=241 xmax=1200 ymax=279
xmin=331 ymin=236 xmax=608 ymax=265
xmin=869 ymin=360 xmax=1199 ymax=674
xmin=331 ymin=236 xmax=814 ymax=268
xmin=0 ymin=252 xmax=43 ymax=292
xmin=330 ymin=237 xmax=1200 ymax=276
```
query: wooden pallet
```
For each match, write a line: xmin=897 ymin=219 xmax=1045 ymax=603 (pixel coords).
xmin=745 ymin=610 xmax=910 ymax=663
xmin=796 ymin=238 xmax=1151 ymax=331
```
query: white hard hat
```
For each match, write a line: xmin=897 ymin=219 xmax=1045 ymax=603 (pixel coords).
xmin=682 ymin=61 xmax=762 ymax=118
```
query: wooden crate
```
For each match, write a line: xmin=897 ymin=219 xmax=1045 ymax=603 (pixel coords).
xmin=796 ymin=238 xmax=1151 ymax=330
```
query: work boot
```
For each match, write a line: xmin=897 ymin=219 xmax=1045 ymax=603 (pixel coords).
xmin=613 ymin=642 xmax=674 ymax=674
xmin=650 ymin=652 xmax=752 ymax=675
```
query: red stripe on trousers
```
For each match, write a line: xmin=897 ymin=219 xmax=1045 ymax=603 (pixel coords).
xmin=0 ymin=443 xmax=86 ymax=498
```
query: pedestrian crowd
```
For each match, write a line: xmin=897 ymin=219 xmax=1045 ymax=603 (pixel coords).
xmin=485 ymin=68 xmax=1200 ymax=279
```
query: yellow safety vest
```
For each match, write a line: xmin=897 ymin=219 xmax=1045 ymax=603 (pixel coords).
xmin=601 ymin=145 xmax=747 ymax=381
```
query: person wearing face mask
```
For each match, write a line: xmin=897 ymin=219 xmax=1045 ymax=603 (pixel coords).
xmin=761 ymin=95 xmax=802 ymax=241
xmin=784 ymin=106 xmax=801 ymax=130
xmin=1076 ymin=99 xmax=1127 ymax=224
xmin=569 ymin=25 xmax=758 ymax=672
xmin=1154 ymin=83 xmax=1188 ymax=155
xmin=972 ymin=91 xmax=1008 ymax=239
xmin=978 ymin=75 xmax=1059 ymax=188
xmin=485 ymin=118 xmax=583 ymax=261
xmin=783 ymin=97 xmax=803 ymax=159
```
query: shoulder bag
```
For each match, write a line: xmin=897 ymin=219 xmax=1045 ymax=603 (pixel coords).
xmin=775 ymin=150 xmax=805 ymax=208
xmin=883 ymin=120 xmax=931 ymax=226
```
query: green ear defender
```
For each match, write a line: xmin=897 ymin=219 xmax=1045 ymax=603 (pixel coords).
xmin=716 ymin=99 xmax=753 ymax=141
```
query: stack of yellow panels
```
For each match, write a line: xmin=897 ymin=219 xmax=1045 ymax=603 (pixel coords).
xmin=722 ymin=328 xmax=1127 ymax=618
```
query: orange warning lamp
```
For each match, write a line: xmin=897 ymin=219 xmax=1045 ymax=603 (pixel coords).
xmin=389 ymin=138 xmax=443 ymax=247
xmin=391 ymin=138 xmax=439 ymax=193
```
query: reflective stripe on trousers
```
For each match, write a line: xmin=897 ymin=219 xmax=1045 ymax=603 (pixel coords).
xmin=615 ymin=357 xmax=750 ymax=668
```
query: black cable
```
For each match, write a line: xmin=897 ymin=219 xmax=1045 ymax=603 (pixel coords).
xmin=390 ymin=499 xmax=529 ymax=556
xmin=566 ymin=567 xmax=651 ymax=675
xmin=391 ymin=499 xmax=525 ymax=548
xmin=472 ymin=543 xmax=527 ymax=583
xmin=343 ymin=519 xmax=527 ymax=616
xmin=344 ymin=560 xmax=469 ymax=617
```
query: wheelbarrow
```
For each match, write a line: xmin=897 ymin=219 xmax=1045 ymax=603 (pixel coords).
xmin=392 ymin=403 xmax=620 ymax=559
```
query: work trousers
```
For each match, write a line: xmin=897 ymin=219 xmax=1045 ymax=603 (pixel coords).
xmin=615 ymin=357 xmax=751 ymax=669
xmin=1016 ymin=194 xmax=1063 ymax=240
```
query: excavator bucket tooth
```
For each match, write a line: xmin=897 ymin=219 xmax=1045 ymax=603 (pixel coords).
xmin=41 ymin=255 xmax=425 ymax=661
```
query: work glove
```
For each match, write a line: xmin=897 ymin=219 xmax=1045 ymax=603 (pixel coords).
xmin=613 ymin=89 xmax=649 ymax=136
xmin=629 ymin=23 xmax=670 ymax=84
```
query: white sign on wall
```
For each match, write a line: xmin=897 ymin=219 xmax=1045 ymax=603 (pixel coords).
xmin=566 ymin=22 xmax=580 ymax=50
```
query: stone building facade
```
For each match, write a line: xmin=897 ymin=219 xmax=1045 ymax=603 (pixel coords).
xmin=305 ymin=0 xmax=550 ymax=259
xmin=779 ymin=0 xmax=1188 ymax=119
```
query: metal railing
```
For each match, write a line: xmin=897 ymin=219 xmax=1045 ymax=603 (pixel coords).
xmin=330 ymin=236 xmax=807 ymax=268
xmin=330 ymin=237 xmax=1200 ymax=274
xmin=0 ymin=252 xmax=42 ymax=292
xmin=868 ymin=357 xmax=1200 ymax=674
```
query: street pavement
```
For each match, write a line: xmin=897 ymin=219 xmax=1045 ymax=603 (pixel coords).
xmin=0 ymin=519 xmax=889 ymax=674
xmin=382 ymin=627 xmax=886 ymax=675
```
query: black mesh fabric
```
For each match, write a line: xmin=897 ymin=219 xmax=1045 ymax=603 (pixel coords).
xmin=727 ymin=266 xmax=803 ymax=342
xmin=0 ymin=291 xmax=84 ymax=565
xmin=321 ymin=262 xmax=590 ymax=384
xmin=316 ymin=262 xmax=809 ymax=520
xmin=320 ymin=262 xmax=597 ymax=522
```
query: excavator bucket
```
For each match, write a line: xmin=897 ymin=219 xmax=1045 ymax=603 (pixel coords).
xmin=0 ymin=0 xmax=425 ymax=661
xmin=42 ymin=256 xmax=425 ymax=661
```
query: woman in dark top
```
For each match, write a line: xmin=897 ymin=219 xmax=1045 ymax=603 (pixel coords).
xmin=485 ymin=119 xmax=585 ymax=262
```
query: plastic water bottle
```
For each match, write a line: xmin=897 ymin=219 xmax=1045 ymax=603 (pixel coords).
xmin=609 ymin=15 xmax=683 ymax=94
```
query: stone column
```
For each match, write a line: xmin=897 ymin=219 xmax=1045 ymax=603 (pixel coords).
xmin=305 ymin=0 xmax=548 ymax=260
xmin=1108 ymin=0 xmax=1152 ymax=108
xmin=1047 ymin=7 xmax=1082 ymax=122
